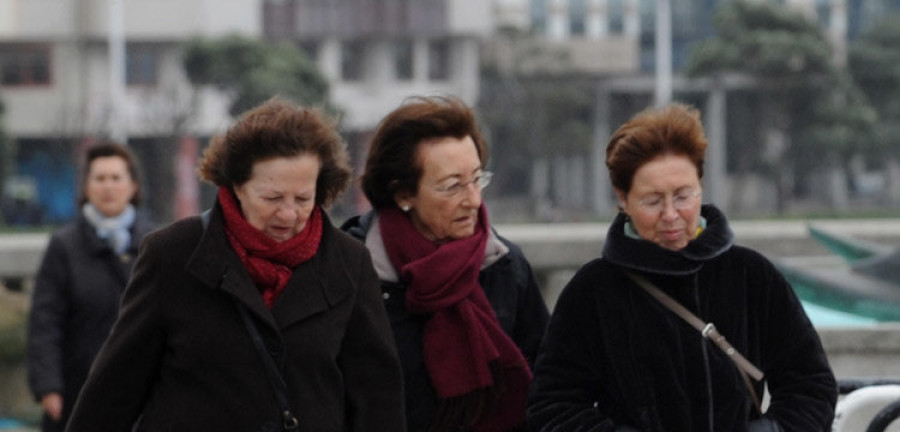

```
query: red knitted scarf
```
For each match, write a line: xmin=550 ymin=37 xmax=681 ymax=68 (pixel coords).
xmin=218 ymin=186 xmax=323 ymax=308
xmin=379 ymin=205 xmax=531 ymax=431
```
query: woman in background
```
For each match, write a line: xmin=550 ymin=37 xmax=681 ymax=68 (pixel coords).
xmin=27 ymin=142 xmax=153 ymax=432
xmin=343 ymin=95 xmax=549 ymax=431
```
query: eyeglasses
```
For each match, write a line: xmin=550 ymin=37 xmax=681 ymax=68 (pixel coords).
xmin=636 ymin=188 xmax=701 ymax=213
xmin=431 ymin=171 xmax=493 ymax=197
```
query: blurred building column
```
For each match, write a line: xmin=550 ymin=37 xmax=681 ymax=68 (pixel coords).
xmin=705 ymin=78 xmax=728 ymax=211
xmin=548 ymin=0 xmax=570 ymax=40
xmin=586 ymin=0 xmax=608 ymax=38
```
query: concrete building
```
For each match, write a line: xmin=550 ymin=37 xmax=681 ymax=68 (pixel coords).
xmin=0 ymin=0 xmax=259 ymax=222
xmin=263 ymin=0 xmax=491 ymax=131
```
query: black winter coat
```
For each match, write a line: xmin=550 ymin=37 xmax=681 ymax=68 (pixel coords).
xmin=528 ymin=205 xmax=837 ymax=432
xmin=65 ymin=204 xmax=406 ymax=432
xmin=27 ymin=214 xmax=155 ymax=432
xmin=343 ymin=211 xmax=550 ymax=431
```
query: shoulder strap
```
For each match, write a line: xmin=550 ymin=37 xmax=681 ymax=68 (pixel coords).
xmin=624 ymin=270 xmax=764 ymax=413
xmin=233 ymin=299 xmax=299 ymax=431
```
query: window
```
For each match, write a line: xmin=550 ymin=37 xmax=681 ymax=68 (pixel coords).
xmin=341 ymin=40 xmax=365 ymax=81
xmin=0 ymin=44 xmax=51 ymax=86
xmin=427 ymin=39 xmax=450 ymax=81
xmin=393 ymin=39 xmax=413 ymax=80
xmin=126 ymin=44 xmax=160 ymax=86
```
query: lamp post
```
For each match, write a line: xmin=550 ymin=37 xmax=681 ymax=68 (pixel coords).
xmin=108 ymin=0 xmax=126 ymax=145
xmin=655 ymin=0 xmax=672 ymax=107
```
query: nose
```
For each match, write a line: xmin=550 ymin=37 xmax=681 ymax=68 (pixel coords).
xmin=660 ymin=199 xmax=679 ymax=220
xmin=461 ymin=182 xmax=482 ymax=207
xmin=275 ymin=204 xmax=299 ymax=222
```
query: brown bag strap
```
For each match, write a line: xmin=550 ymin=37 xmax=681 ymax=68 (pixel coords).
xmin=625 ymin=271 xmax=764 ymax=413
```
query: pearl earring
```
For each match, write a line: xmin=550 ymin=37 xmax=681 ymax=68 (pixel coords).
xmin=401 ymin=205 xmax=410 ymax=212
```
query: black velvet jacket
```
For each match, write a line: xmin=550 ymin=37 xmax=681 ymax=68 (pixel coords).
xmin=528 ymin=205 xmax=837 ymax=432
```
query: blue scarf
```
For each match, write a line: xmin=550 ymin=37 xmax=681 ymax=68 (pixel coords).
xmin=82 ymin=203 xmax=136 ymax=255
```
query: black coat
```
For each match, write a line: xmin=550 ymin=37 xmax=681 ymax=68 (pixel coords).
xmin=65 ymin=204 xmax=406 ymax=432
xmin=27 ymin=214 xmax=155 ymax=432
xmin=343 ymin=211 xmax=550 ymax=431
xmin=527 ymin=205 xmax=837 ymax=432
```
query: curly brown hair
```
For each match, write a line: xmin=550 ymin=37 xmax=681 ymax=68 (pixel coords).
xmin=360 ymin=95 xmax=489 ymax=210
xmin=606 ymin=103 xmax=707 ymax=194
xmin=198 ymin=97 xmax=352 ymax=207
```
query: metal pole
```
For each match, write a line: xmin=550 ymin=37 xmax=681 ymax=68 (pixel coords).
xmin=108 ymin=0 xmax=127 ymax=145
xmin=655 ymin=0 xmax=672 ymax=107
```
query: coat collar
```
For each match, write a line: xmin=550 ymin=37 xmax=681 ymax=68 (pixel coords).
xmin=602 ymin=204 xmax=735 ymax=276
xmin=345 ymin=210 xmax=510 ymax=283
xmin=186 ymin=202 xmax=353 ymax=331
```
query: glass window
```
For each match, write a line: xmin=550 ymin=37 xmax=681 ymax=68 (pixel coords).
xmin=428 ymin=39 xmax=450 ymax=81
xmin=393 ymin=39 xmax=413 ymax=80
xmin=0 ymin=44 xmax=52 ymax=86
xmin=341 ymin=40 xmax=365 ymax=81
xmin=126 ymin=44 xmax=159 ymax=86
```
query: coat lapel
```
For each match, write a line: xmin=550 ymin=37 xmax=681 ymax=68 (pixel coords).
xmin=185 ymin=204 xmax=276 ymax=328
xmin=270 ymin=219 xmax=354 ymax=329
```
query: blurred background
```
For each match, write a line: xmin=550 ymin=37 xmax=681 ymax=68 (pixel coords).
xmin=3 ymin=0 xmax=900 ymax=428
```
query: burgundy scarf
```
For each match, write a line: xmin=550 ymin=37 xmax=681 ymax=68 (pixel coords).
xmin=218 ymin=186 xmax=323 ymax=308
xmin=379 ymin=204 xmax=531 ymax=431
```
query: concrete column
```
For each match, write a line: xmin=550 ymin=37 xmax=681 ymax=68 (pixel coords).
xmin=454 ymin=39 xmax=480 ymax=103
xmin=591 ymin=84 xmax=613 ymax=215
xmin=569 ymin=154 xmax=586 ymax=208
xmin=367 ymin=39 xmax=391 ymax=90
xmin=586 ymin=0 xmax=608 ymax=38
xmin=317 ymin=38 xmax=341 ymax=82
xmin=548 ymin=0 xmax=570 ymax=40
xmin=623 ymin=0 xmax=640 ymax=37
xmin=413 ymin=39 xmax=429 ymax=84
xmin=829 ymin=0 xmax=848 ymax=67
xmin=705 ymin=80 xmax=728 ymax=211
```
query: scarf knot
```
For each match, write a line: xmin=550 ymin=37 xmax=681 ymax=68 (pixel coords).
xmin=218 ymin=186 xmax=323 ymax=308
xmin=379 ymin=205 xmax=531 ymax=431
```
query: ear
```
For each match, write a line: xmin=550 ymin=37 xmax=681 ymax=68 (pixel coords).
xmin=393 ymin=190 xmax=412 ymax=211
xmin=614 ymin=188 xmax=628 ymax=211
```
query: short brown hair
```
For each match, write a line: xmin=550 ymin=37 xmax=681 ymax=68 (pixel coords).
xmin=361 ymin=95 xmax=489 ymax=209
xmin=198 ymin=97 xmax=352 ymax=207
xmin=79 ymin=141 xmax=142 ymax=207
xmin=606 ymin=103 xmax=707 ymax=193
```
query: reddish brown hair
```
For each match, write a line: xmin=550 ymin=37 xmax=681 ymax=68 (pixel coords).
xmin=606 ymin=103 xmax=707 ymax=193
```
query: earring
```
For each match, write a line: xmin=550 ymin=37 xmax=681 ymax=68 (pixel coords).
xmin=401 ymin=205 xmax=410 ymax=212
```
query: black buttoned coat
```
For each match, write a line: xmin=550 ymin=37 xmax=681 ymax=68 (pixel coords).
xmin=65 ymin=204 xmax=406 ymax=432
xmin=27 ymin=214 xmax=154 ymax=432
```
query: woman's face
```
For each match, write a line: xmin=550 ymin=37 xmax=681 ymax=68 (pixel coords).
xmin=396 ymin=135 xmax=484 ymax=244
xmin=616 ymin=153 xmax=702 ymax=251
xmin=233 ymin=154 xmax=320 ymax=243
xmin=85 ymin=156 xmax=138 ymax=218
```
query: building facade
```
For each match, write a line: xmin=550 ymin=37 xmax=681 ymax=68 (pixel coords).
xmin=0 ymin=0 xmax=258 ymax=223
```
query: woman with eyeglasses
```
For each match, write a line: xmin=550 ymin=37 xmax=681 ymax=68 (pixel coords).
xmin=527 ymin=104 xmax=836 ymax=431
xmin=342 ymin=95 xmax=549 ymax=432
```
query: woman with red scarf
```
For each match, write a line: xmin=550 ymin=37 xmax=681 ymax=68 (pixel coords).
xmin=343 ymin=95 xmax=550 ymax=431
xmin=66 ymin=98 xmax=406 ymax=432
